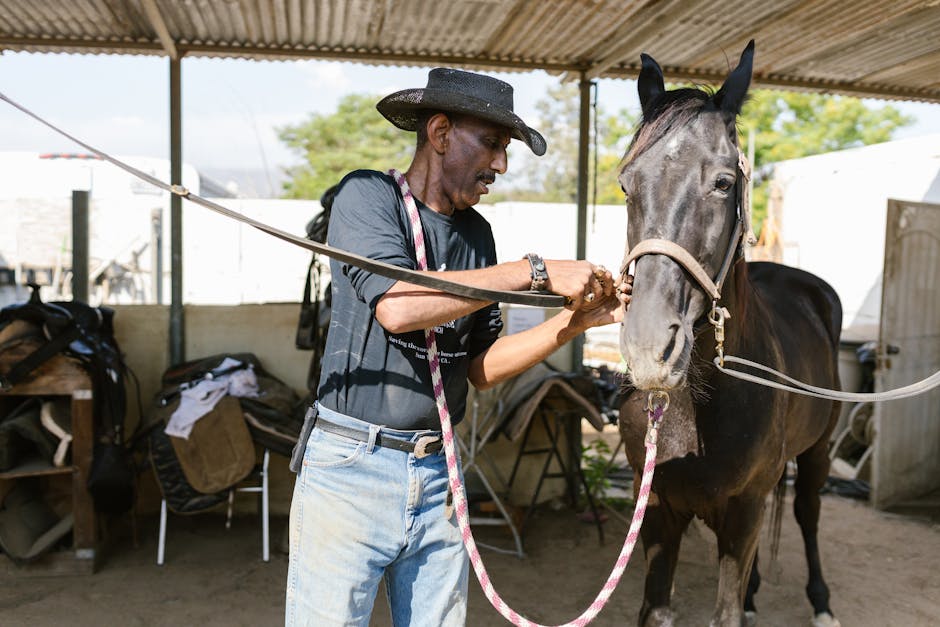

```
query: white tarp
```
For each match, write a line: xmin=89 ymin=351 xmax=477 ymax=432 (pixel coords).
xmin=767 ymin=133 xmax=940 ymax=341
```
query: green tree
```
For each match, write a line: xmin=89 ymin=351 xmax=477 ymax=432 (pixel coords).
xmin=738 ymin=90 xmax=913 ymax=231
xmin=518 ymin=83 xmax=638 ymax=205
xmin=277 ymin=93 xmax=414 ymax=199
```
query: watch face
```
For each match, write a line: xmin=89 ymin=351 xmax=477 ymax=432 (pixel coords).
xmin=535 ymin=261 xmax=545 ymax=271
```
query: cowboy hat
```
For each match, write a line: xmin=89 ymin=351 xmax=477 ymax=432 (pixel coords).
xmin=376 ymin=68 xmax=547 ymax=156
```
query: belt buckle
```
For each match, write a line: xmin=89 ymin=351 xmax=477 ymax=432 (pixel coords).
xmin=413 ymin=435 xmax=441 ymax=459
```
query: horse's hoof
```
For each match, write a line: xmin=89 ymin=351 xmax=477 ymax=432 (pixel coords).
xmin=744 ymin=610 xmax=758 ymax=626
xmin=645 ymin=607 xmax=676 ymax=627
xmin=810 ymin=612 xmax=840 ymax=627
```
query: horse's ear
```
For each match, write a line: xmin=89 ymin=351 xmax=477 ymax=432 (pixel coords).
xmin=715 ymin=40 xmax=755 ymax=115
xmin=638 ymin=53 xmax=665 ymax=117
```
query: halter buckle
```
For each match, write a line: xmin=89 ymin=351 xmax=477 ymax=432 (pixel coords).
xmin=646 ymin=390 xmax=669 ymax=413
xmin=708 ymin=302 xmax=731 ymax=367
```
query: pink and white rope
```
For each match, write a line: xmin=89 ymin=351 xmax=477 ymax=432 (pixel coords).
xmin=389 ymin=169 xmax=663 ymax=626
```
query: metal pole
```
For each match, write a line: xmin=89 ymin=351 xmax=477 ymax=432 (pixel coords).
xmin=572 ymin=74 xmax=592 ymax=373
xmin=150 ymin=207 xmax=163 ymax=304
xmin=71 ymin=190 xmax=89 ymax=303
xmin=169 ymin=58 xmax=184 ymax=365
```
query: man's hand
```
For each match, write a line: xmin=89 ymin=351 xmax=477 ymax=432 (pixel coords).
xmin=616 ymin=274 xmax=634 ymax=309
xmin=544 ymin=260 xmax=619 ymax=309
xmin=571 ymin=274 xmax=633 ymax=330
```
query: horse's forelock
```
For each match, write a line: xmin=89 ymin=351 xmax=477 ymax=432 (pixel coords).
xmin=619 ymin=87 xmax=716 ymax=174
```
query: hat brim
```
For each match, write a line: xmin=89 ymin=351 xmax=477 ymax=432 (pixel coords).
xmin=377 ymin=88 xmax=547 ymax=156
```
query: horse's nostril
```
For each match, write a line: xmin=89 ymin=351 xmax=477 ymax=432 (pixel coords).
xmin=660 ymin=324 xmax=680 ymax=364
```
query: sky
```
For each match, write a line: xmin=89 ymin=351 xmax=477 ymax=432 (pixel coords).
xmin=3 ymin=51 xmax=940 ymax=197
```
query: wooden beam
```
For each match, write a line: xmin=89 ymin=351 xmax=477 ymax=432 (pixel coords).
xmin=140 ymin=0 xmax=178 ymax=60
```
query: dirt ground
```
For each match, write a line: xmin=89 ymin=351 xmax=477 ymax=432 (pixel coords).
xmin=1 ymin=490 xmax=938 ymax=627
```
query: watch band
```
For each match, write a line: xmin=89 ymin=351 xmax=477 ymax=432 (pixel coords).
xmin=525 ymin=253 xmax=548 ymax=291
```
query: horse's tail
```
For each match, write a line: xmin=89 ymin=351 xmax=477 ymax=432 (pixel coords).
xmin=768 ymin=464 xmax=787 ymax=566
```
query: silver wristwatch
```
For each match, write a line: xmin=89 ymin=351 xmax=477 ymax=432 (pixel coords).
xmin=525 ymin=253 xmax=548 ymax=291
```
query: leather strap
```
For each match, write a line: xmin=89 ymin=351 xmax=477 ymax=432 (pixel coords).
xmin=0 ymin=323 xmax=83 ymax=391
xmin=620 ymin=212 xmax=744 ymax=302
xmin=315 ymin=418 xmax=443 ymax=458
xmin=621 ymin=238 xmax=722 ymax=300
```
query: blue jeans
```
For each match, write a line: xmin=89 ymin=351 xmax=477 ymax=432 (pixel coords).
xmin=285 ymin=404 xmax=468 ymax=626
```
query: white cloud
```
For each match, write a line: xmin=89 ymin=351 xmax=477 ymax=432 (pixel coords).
xmin=298 ymin=61 xmax=352 ymax=91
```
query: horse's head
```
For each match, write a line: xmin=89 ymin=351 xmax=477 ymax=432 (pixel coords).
xmin=618 ymin=41 xmax=754 ymax=391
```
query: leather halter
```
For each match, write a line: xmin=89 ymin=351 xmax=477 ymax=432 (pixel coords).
xmin=620 ymin=150 xmax=752 ymax=304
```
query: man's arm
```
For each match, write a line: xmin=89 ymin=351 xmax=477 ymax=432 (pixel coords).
xmin=375 ymin=259 xmax=611 ymax=334
xmin=467 ymin=293 xmax=624 ymax=390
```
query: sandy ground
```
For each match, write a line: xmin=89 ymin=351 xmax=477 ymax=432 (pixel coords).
xmin=1 ymin=491 xmax=938 ymax=627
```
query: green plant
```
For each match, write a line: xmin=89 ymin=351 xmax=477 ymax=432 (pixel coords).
xmin=581 ymin=438 xmax=613 ymax=502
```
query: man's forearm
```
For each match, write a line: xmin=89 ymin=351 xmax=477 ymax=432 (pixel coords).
xmin=375 ymin=261 xmax=531 ymax=333
xmin=467 ymin=310 xmax=584 ymax=389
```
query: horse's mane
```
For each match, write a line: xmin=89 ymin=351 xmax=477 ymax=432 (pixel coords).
xmin=619 ymin=86 xmax=717 ymax=173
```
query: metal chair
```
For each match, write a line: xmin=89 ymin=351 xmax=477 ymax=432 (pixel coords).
xmin=156 ymin=448 xmax=270 ymax=565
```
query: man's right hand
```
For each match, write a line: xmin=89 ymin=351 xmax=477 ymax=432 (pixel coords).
xmin=543 ymin=260 xmax=619 ymax=310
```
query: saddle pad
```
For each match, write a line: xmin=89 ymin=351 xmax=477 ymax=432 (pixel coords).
xmin=169 ymin=395 xmax=255 ymax=494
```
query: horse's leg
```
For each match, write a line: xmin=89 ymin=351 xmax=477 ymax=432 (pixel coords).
xmin=711 ymin=497 xmax=763 ymax=627
xmin=743 ymin=547 xmax=760 ymax=625
xmin=794 ymin=435 xmax=841 ymax=627
xmin=637 ymin=495 xmax=691 ymax=627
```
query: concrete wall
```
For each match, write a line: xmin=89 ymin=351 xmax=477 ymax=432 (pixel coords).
xmin=115 ymin=303 xmax=578 ymax=518
xmin=114 ymin=303 xmax=309 ymax=516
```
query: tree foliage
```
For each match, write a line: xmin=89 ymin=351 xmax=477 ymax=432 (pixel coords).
xmin=277 ymin=87 xmax=912 ymax=224
xmin=738 ymin=90 xmax=913 ymax=230
xmin=277 ymin=93 xmax=414 ymax=199
xmin=521 ymin=86 xmax=912 ymax=226
xmin=511 ymin=83 xmax=637 ymax=204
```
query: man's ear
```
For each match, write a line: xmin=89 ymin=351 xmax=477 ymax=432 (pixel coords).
xmin=427 ymin=113 xmax=451 ymax=154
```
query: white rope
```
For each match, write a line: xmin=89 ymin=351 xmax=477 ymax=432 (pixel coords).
xmin=715 ymin=355 xmax=940 ymax=402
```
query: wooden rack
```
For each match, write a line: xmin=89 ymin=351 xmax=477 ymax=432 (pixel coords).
xmin=0 ymin=348 xmax=97 ymax=575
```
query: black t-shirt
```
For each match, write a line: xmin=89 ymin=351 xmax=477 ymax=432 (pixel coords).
xmin=316 ymin=170 xmax=503 ymax=430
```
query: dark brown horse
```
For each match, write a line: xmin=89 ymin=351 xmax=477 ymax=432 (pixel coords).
xmin=617 ymin=41 xmax=843 ymax=627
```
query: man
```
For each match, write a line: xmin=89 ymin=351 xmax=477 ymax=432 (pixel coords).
xmin=286 ymin=68 xmax=630 ymax=626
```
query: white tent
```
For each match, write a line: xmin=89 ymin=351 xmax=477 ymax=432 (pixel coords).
xmin=766 ymin=134 xmax=940 ymax=341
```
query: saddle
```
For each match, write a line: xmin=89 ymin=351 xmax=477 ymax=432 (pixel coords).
xmin=0 ymin=284 xmax=135 ymax=514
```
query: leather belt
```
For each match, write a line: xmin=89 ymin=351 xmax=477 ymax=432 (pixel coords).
xmin=315 ymin=418 xmax=443 ymax=458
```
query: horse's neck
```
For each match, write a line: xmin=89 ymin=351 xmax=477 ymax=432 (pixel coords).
xmin=694 ymin=257 xmax=752 ymax=363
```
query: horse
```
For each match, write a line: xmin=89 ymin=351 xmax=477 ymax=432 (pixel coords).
xmin=616 ymin=41 xmax=843 ymax=627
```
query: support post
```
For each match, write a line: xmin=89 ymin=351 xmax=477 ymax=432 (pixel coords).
xmin=572 ymin=74 xmax=592 ymax=373
xmin=71 ymin=190 xmax=89 ymax=303
xmin=169 ymin=58 xmax=184 ymax=365
xmin=151 ymin=207 xmax=163 ymax=304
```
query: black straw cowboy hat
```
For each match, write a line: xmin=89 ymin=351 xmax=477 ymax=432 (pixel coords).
xmin=376 ymin=68 xmax=547 ymax=156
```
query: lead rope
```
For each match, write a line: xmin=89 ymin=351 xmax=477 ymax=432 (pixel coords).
xmin=707 ymin=303 xmax=940 ymax=402
xmin=389 ymin=168 xmax=664 ymax=627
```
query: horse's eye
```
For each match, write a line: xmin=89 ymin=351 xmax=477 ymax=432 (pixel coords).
xmin=715 ymin=174 xmax=734 ymax=192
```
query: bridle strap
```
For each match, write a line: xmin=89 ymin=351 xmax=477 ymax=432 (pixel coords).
xmin=621 ymin=239 xmax=722 ymax=301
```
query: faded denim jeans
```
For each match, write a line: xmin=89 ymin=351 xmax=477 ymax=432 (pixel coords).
xmin=285 ymin=404 xmax=468 ymax=626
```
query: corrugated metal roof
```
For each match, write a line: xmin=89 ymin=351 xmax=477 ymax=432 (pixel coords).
xmin=2 ymin=0 xmax=939 ymax=102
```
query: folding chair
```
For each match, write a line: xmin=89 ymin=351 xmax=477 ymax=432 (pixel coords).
xmin=157 ymin=449 xmax=270 ymax=565
xmin=459 ymin=362 xmax=607 ymax=555
xmin=459 ymin=393 xmax=526 ymax=558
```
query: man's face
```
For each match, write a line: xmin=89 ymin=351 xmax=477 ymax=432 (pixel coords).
xmin=441 ymin=116 xmax=511 ymax=210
